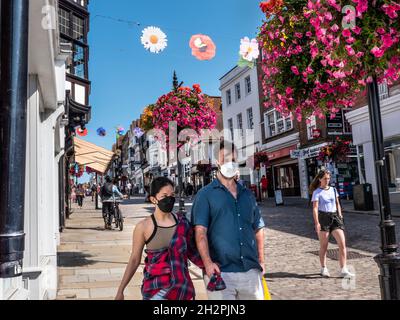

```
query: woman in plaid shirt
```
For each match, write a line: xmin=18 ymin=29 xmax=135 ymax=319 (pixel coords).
xmin=115 ymin=177 xmax=204 ymax=300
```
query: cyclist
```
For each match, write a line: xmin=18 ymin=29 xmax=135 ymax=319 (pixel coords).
xmin=100 ymin=176 xmax=124 ymax=230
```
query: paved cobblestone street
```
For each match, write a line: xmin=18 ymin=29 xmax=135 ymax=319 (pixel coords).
xmin=57 ymin=196 xmax=400 ymax=300
xmin=261 ymin=197 xmax=400 ymax=300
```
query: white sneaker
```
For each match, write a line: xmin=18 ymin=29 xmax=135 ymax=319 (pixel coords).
xmin=340 ymin=268 xmax=355 ymax=278
xmin=321 ymin=267 xmax=330 ymax=277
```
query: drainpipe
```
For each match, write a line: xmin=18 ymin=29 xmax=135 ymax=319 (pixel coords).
xmin=0 ymin=0 xmax=29 ymax=278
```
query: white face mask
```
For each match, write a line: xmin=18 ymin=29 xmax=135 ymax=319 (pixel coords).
xmin=219 ymin=162 xmax=239 ymax=179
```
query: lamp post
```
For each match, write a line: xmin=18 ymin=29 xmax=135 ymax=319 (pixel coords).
xmin=368 ymin=77 xmax=400 ymax=300
xmin=172 ymin=72 xmax=186 ymax=213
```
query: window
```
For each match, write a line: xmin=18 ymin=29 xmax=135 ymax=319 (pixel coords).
xmin=307 ymin=116 xmax=317 ymax=140
xmin=226 ymin=90 xmax=232 ymax=106
xmin=72 ymin=15 xmax=85 ymax=42
xmin=235 ymin=83 xmax=241 ymax=101
xmin=247 ymin=108 xmax=254 ymax=130
xmin=237 ymin=113 xmax=243 ymax=137
xmin=59 ymin=8 xmax=70 ymax=36
xmin=265 ymin=109 xmax=293 ymax=138
xmin=379 ymin=82 xmax=389 ymax=100
xmin=228 ymin=118 xmax=234 ymax=140
xmin=73 ymin=44 xmax=86 ymax=78
xmin=245 ymin=76 xmax=252 ymax=94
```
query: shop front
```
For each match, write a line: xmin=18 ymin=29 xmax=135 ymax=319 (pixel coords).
xmin=292 ymin=142 xmax=359 ymax=199
xmin=267 ymin=145 xmax=300 ymax=197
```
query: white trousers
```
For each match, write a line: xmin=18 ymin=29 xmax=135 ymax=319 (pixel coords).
xmin=204 ymin=269 xmax=264 ymax=300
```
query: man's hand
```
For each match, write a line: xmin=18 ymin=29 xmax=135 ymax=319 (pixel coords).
xmin=115 ymin=291 xmax=124 ymax=300
xmin=260 ymin=262 xmax=266 ymax=275
xmin=204 ymin=261 xmax=220 ymax=278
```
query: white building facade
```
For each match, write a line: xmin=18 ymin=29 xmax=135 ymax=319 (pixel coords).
xmin=346 ymin=86 xmax=400 ymax=196
xmin=0 ymin=0 xmax=69 ymax=300
xmin=220 ymin=66 xmax=262 ymax=185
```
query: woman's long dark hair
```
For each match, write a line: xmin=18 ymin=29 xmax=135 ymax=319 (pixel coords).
xmin=309 ymin=169 xmax=331 ymax=195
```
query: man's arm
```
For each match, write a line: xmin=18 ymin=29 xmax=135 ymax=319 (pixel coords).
xmin=255 ymin=228 xmax=265 ymax=274
xmin=195 ymin=226 xmax=220 ymax=278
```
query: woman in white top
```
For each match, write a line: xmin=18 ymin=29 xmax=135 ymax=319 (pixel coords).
xmin=310 ymin=169 xmax=354 ymax=278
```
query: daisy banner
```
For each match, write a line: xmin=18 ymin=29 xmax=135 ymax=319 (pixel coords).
xmin=189 ymin=34 xmax=216 ymax=61
xmin=141 ymin=26 xmax=168 ymax=54
xmin=238 ymin=37 xmax=260 ymax=68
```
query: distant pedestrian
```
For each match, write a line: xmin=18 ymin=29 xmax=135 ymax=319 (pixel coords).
xmin=260 ymin=175 xmax=268 ymax=200
xmin=71 ymin=185 xmax=77 ymax=203
xmin=115 ymin=177 xmax=204 ymax=300
xmin=91 ymin=184 xmax=97 ymax=202
xmin=310 ymin=169 xmax=354 ymax=278
xmin=126 ymin=182 xmax=132 ymax=199
xmin=76 ymin=184 xmax=85 ymax=208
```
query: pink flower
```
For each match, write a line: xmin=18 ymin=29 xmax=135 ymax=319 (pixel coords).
xmin=346 ymin=37 xmax=355 ymax=44
xmin=295 ymin=32 xmax=303 ymax=38
xmin=306 ymin=31 xmax=313 ymax=37
xmin=327 ymin=0 xmax=341 ymax=11
xmin=352 ymin=26 xmax=362 ymax=35
xmin=310 ymin=46 xmax=318 ymax=59
xmin=324 ymin=12 xmax=333 ymax=21
xmin=376 ymin=27 xmax=386 ymax=35
xmin=371 ymin=46 xmax=385 ymax=58
xmin=342 ymin=29 xmax=351 ymax=38
xmin=345 ymin=45 xmax=355 ymax=56
xmin=382 ymin=3 xmax=400 ymax=19
xmin=382 ymin=34 xmax=394 ymax=49
xmin=330 ymin=24 xmax=339 ymax=32
xmin=333 ymin=71 xmax=346 ymax=79
xmin=356 ymin=51 xmax=365 ymax=58
xmin=291 ymin=66 xmax=300 ymax=75
xmin=286 ymin=87 xmax=293 ymax=95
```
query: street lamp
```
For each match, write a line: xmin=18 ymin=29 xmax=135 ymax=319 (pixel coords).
xmin=368 ymin=78 xmax=400 ymax=300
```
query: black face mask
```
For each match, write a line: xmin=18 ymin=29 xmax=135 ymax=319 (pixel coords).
xmin=156 ymin=196 xmax=176 ymax=213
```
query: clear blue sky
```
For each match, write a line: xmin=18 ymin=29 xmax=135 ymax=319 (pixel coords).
xmin=84 ymin=0 xmax=265 ymax=150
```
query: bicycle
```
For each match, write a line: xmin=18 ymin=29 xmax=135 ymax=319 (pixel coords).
xmin=103 ymin=198 xmax=124 ymax=231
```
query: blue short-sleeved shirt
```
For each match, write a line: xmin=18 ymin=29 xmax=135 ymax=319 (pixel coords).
xmin=191 ymin=178 xmax=265 ymax=273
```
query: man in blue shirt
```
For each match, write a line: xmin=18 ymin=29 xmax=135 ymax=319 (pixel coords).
xmin=192 ymin=141 xmax=266 ymax=300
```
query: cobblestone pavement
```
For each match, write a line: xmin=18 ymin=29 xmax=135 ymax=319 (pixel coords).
xmin=56 ymin=197 xmax=206 ymax=300
xmin=57 ymin=195 xmax=400 ymax=300
xmin=260 ymin=197 xmax=400 ymax=300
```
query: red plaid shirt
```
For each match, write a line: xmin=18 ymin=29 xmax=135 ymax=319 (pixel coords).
xmin=141 ymin=213 xmax=204 ymax=300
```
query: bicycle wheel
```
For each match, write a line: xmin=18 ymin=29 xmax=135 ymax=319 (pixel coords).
xmin=113 ymin=206 xmax=119 ymax=229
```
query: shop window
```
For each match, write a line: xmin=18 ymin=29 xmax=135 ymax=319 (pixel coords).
xmin=385 ymin=140 xmax=400 ymax=192
xmin=307 ymin=116 xmax=317 ymax=140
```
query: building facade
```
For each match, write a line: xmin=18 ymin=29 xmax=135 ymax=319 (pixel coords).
xmin=220 ymin=66 xmax=262 ymax=186
xmin=346 ymin=82 xmax=400 ymax=196
xmin=0 ymin=0 xmax=70 ymax=300
xmin=59 ymin=0 xmax=91 ymax=224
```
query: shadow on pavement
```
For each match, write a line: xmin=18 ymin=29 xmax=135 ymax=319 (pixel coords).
xmin=57 ymin=252 xmax=97 ymax=267
xmin=265 ymin=272 xmax=322 ymax=280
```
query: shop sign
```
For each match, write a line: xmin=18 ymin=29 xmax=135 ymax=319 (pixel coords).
xmin=291 ymin=143 xmax=328 ymax=159
xmin=268 ymin=145 xmax=297 ymax=161
xmin=327 ymin=112 xmax=343 ymax=129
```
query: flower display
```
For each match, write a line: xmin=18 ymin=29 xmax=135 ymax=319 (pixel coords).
xmin=139 ymin=104 xmax=155 ymax=132
xmin=97 ymin=127 xmax=107 ymax=137
xmin=69 ymin=164 xmax=84 ymax=178
xmin=238 ymin=37 xmax=260 ymax=68
xmin=254 ymin=151 xmax=270 ymax=169
xmin=141 ymin=26 xmax=168 ymax=54
xmin=141 ymin=84 xmax=217 ymax=150
xmin=317 ymin=137 xmax=351 ymax=162
xmin=257 ymin=0 xmax=400 ymax=120
xmin=189 ymin=34 xmax=217 ymax=60
xmin=76 ymin=128 xmax=88 ymax=137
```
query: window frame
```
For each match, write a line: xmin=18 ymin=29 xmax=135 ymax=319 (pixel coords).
xmin=264 ymin=109 xmax=293 ymax=138
xmin=237 ymin=113 xmax=243 ymax=137
xmin=245 ymin=76 xmax=252 ymax=95
xmin=247 ymin=107 xmax=254 ymax=130
xmin=235 ymin=83 xmax=241 ymax=102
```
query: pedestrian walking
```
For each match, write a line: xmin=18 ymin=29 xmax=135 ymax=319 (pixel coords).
xmin=260 ymin=175 xmax=268 ymax=200
xmin=115 ymin=177 xmax=204 ymax=300
xmin=191 ymin=140 xmax=266 ymax=300
xmin=71 ymin=185 xmax=77 ymax=204
xmin=76 ymin=184 xmax=85 ymax=208
xmin=100 ymin=176 xmax=124 ymax=230
xmin=126 ymin=181 xmax=132 ymax=199
xmin=91 ymin=184 xmax=97 ymax=202
xmin=310 ymin=169 xmax=355 ymax=278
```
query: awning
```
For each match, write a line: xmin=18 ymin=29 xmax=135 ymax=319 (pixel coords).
xmin=74 ymin=138 xmax=115 ymax=174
